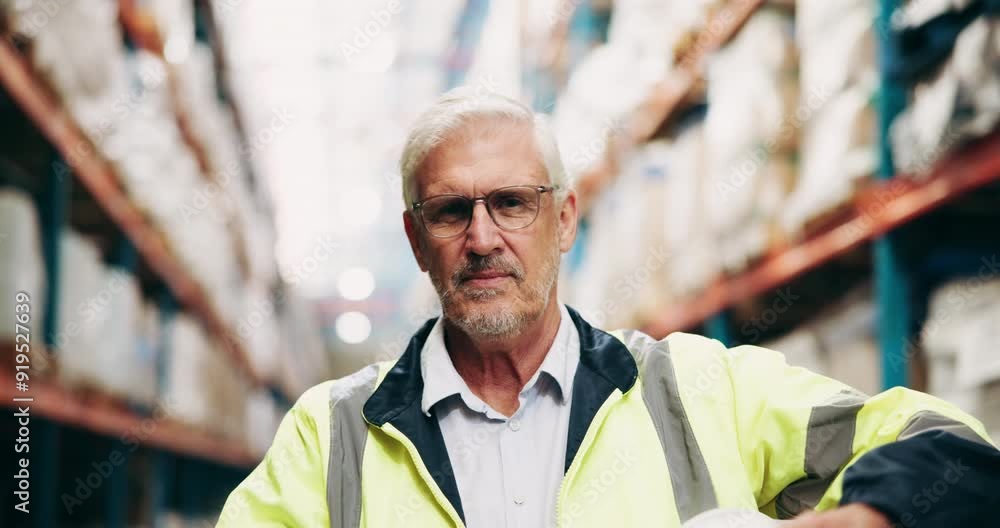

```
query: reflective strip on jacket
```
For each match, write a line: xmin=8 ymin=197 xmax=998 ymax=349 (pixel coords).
xmin=217 ymin=306 xmax=998 ymax=527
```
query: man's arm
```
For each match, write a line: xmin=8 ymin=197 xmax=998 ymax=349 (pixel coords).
xmin=719 ymin=341 xmax=1000 ymax=525
xmin=216 ymin=384 xmax=331 ymax=527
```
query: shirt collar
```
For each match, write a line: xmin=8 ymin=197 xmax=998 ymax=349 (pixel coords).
xmin=420 ymin=304 xmax=578 ymax=417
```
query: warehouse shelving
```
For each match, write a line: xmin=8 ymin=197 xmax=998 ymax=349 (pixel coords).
xmin=573 ymin=0 xmax=1000 ymax=392
xmin=0 ymin=361 xmax=259 ymax=468
xmin=639 ymin=132 xmax=1000 ymax=338
xmin=0 ymin=38 xmax=265 ymax=387
xmin=575 ymin=0 xmax=764 ymax=212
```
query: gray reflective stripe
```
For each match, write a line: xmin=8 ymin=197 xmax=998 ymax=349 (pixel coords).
xmin=775 ymin=390 xmax=866 ymax=520
xmin=327 ymin=365 xmax=379 ymax=528
xmin=898 ymin=410 xmax=991 ymax=445
xmin=626 ymin=332 xmax=718 ymax=522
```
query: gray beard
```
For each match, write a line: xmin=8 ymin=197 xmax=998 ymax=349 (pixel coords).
xmin=431 ymin=245 xmax=561 ymax=339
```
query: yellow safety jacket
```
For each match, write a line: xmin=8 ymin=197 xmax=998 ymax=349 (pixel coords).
xmin=218 ymin=306 xmax=997 ymax=527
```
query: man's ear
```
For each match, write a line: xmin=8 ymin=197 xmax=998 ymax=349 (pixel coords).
xmin=557 ymin=189 xmax=579 ymax=253
xmin=403 ymin=210 xmax=429 ymax=272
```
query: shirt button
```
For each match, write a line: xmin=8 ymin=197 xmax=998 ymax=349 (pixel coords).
xmin=514 ymin=497 xmax=525 ymax=505
xmin=509 ymin=419 xmax=521 ymax=431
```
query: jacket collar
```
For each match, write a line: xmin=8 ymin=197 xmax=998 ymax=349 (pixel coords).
xmin=361 ymin=305 xmax=638 ymax=522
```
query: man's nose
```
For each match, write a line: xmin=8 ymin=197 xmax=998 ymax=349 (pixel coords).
xmin=465 ymin=201 xmax=503 ymax=256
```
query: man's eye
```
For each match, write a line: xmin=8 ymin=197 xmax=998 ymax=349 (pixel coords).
xmin=494 ymin=195 xmax=527 ymax=209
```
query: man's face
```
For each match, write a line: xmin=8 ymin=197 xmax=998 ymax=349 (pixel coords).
xmin=403 ymin=120 xmax=578 ymax=339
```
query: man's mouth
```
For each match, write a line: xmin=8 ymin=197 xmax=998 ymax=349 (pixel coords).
xmin=460 ymin=270 xmax=513 ymax=288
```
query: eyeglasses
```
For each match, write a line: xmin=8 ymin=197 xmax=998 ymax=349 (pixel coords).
xmin=412 ymin=185 xmax=558 ymax=238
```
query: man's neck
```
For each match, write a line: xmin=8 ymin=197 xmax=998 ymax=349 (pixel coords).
xmin=442 ymin=299 xmax=563 ymax=417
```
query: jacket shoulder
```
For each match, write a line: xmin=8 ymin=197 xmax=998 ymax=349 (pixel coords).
xmin=294 ymin=362 xmax=384 ymax=418
xmin=613 ymin=329 xmax=727 ymax=366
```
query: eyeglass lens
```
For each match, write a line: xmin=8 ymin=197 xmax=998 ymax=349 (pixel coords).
xmin=420 ymin=186 xmax=542 ymax=236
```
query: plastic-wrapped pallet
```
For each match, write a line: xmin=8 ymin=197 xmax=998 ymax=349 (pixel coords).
xmin=553 ymin=44 xmax=652 ymax=183
xmin=277 ymin=292 xmax=332 ymax=397
xmin=922 ymin=278 xmax=1000 ymax=419
xmin=163 ymin=314 xmax=249 ymax=438
xmin=59 ymin=267 xmax=155 ymax=404
xmin=102 ymin=51 xmax=200 ymax=219
xmin=238 ymin=283 xmax=281 ymax=377
xmin=0 ymin=189 xmax=46 ymax=352
xmin=6 ymin=0 xmax=131 ymax=141
xmin=782 ymin=0 xmax=878 ymax=235
xmin=565 ymin=151 xmax=648 ymax=329
xmin=606 ymin=0 xmax=718 ymax=73
xmin=890 ymin=4 xmax=999 ymax=176
xmin=53 ymin=231 xmax=105 ymax=382
xmin=703 ymin=8 xmax=798 ymax=272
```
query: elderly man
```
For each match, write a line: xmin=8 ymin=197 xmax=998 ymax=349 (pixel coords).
xmin=219 ymin=90 xmax=1000 ymax=527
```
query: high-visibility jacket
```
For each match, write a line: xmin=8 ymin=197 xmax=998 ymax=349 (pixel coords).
xmin=218 ymin=306 xmax=1000 ymax=527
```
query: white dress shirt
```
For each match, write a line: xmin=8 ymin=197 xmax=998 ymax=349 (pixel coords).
xmin=420 ymin=304 xmax=581 ymax=528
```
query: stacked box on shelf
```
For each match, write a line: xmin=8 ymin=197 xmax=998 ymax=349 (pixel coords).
xmin=0 ymin=189 xmax=46 ymax=353
xmin=553 ymin=0 xmax=721 ymax=187
xmin=890 ymin=1 xmax=1000 ymax=176
xmin=922 ymin=277 xmax=1000 ymax=438
xmin=163 ymin=313 xmax=250 ymax=440
xmin=276 ymin=291 xmax=332 ymax=397
xmin=55 ymin=231 xmax=159 ymax=404
xmin=565 ymin=156 xmax=648 ymax=329
xmin=6 ymin=0 xmax=132 ymax=144
xmin=781 ymin=0 xmax=878 ymax=235
xmin=703 ymin=6 xmax=798 ymax=272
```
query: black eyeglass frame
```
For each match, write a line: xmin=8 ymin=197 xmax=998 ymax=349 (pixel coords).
xmin=411 ymin=184 xmax=560 ymax=238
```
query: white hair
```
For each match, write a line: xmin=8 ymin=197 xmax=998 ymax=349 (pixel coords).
xmin=399 ymin=87 xmax=568 ymax=209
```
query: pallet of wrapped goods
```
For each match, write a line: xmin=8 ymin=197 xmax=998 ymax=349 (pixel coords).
xmin=703 ymin=7 xmax=798 ymax=273
xmin=656 ymin=122 xmax=719 ymax=301
xmin=238 ymin=282 xmax=281 ymax=377
xmin=607 ymin=0 xmax=718 ymax=65
xmin=277 ymin=292 xmax=332 ymax=396
xmin=553 ymin=43 xmax=652 ymax=182
xmin=566 ymin=154 xmax=648 ymax=329
xmin=890 ymin=11 xmax=999 ymax=177
xmin=921 ymin=278 xmax=1000 ymax=417
xmin=54 ymin=231 xmax=106 ymax=385
xmin=162 ymin=314 xmax=249 ymax=439
xmin=781 ymin=0 xmax=877 ymax=236
xmin=102 ymin=51 xmax=202 ymax=224
xmin=7 ymin=0 xmax=131 ymax=143
xmin=69 ymin=267 xmax=157 ymax=404
xmin=0 ymin=189 xmax=46 ymax=361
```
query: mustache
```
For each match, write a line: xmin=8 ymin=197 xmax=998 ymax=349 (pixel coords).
xmin=451 ymin=254 xmax=525 ymax=287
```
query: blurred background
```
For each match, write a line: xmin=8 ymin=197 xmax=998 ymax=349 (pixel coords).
xmin=0 ymin=0 xmax=997 ymax=526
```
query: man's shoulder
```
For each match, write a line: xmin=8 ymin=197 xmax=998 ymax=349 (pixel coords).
xmin=293 ymin=362 xmax=388 ymax=416
xmin=610 ymin=328 xmax=726 ymax=360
